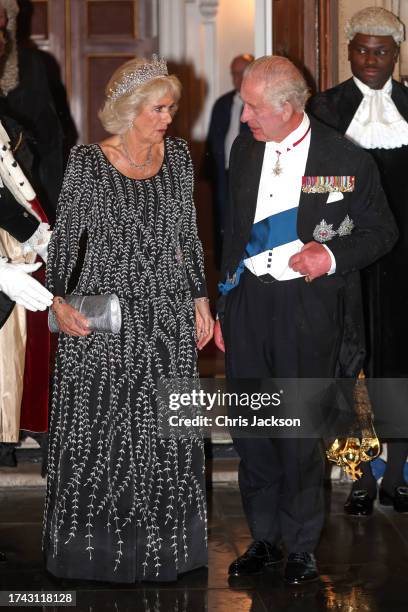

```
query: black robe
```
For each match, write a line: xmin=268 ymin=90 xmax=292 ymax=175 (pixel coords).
xmin=309 ymin=79 xmax=408 ymax=376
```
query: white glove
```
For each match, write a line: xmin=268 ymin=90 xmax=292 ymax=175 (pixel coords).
xmin=0 ymin=259 xmax=53 ymax=311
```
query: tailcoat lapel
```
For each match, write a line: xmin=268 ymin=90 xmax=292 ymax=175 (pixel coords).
xmin=297 ymin=117 xmax=336 ymax=240
xmin=235 ymin=137 xmax=265 ymax=243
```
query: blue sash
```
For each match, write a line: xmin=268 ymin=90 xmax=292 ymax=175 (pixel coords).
xmin=219 ymin=206 xmax=298 ymax=295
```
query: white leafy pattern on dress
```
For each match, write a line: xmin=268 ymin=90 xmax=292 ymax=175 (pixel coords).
xmin=42 ymin=138 xmax=207 ymax=583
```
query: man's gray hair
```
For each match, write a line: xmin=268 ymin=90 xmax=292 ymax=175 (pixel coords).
xmin=345 ymin=7 xmax=404 ymax=44
xmin=244 ymin=56 xmax=309 ymax=113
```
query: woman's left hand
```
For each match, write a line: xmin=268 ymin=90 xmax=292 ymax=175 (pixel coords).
xmin=195 ymin=298 xmax=214 ymax=350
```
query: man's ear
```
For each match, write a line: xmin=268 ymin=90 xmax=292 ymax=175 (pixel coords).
xmin=281 ymin=101 xmax=294 ymax=123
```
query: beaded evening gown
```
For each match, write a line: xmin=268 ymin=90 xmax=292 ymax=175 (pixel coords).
xmin=43 ymin=138 xmax=208 ymax=582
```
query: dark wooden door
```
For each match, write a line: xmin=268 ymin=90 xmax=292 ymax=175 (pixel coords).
xmin=272 ymin=0 xmax=337 ymax=92
xmin=27 ymin=0 xmax=158 ymax=143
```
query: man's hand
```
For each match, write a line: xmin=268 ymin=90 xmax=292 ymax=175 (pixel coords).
xmin=288 ymin=241 xmax=331 ymax=281
xmin=0 ymin=260 xmax=53 ymax=311
xmin=214 ymin=319 xmax=225 ymax=353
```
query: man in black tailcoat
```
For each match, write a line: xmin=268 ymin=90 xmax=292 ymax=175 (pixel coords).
xmin=206 ymin=53 xmax=253 ymax=266
xmin=214 ymin=55 xmax=397 ymax=585
xmin=309 ymin=6 xmax=408 ymax=516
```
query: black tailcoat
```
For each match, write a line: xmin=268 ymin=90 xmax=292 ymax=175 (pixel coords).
xmin=206 ymin=91 xmax=249 ymax=265
xmin=310 ymin=79 xmax=408 ymax=375
xmin=218 ymin=115 xmax=398 ymax=378
xmin=217 ymin=115 xmax=397 ymax=549
xmin=207 ymin=90 xmax=235 ymax=197
xmin=207 ymin=90 xmax=251 ymax=210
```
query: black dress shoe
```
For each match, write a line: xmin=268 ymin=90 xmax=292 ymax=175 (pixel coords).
xmin=284 ymin=552 xmax=319 ymax=585
xmin=344 ymin=489 xmax=374 ymax=516
xmin=394 ymin=486 xmax=408 ymax=513
xmin=0 ymin=445 xmax=17 ymax=467
xmin=379 ymin=487 xmax=393 ymax=506
xmin=228 ymin=540 xmax=284 ymax=576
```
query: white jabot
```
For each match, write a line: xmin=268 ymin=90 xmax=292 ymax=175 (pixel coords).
xmin=345 ymin=77 xmax=408 ymax=149
xmin=225 ymin=92 xmax=242 ymax=169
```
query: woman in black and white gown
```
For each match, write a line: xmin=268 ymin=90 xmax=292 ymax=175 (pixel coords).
xmin=43 ymin=56 xmax=214 ymax=583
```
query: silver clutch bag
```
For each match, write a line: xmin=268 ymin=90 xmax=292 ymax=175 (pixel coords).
xmin=48 ymin=294 xmax=122 ymax=334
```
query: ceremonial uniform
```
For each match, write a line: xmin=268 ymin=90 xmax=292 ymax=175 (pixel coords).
xmin=0 ymin=119 xmax=51 ymax=453
xmin=0 ymin=186 xmax=39 ymax=326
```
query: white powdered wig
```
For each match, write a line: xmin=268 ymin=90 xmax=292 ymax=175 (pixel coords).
xmin=345 ymin=7 xmax=405 ymax=45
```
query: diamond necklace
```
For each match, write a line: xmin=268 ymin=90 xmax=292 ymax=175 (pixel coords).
xmin=120 ymin=135 xmax=153 ymax=170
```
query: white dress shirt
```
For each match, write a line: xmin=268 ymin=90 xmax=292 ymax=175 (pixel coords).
xmin=244 ymin=113 xmax=335 ymax=279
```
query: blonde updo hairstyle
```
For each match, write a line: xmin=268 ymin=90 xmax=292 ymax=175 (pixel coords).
xmin=98 ymin=57 xmax=182 ymax=135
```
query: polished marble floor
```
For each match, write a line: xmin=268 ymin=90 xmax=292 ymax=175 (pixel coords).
xmin=1 ymin=483 xmax=408 ymax=611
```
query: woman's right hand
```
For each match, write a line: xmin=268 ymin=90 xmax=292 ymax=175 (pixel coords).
xmin=51 ymin=298 xmax=91 ymax=337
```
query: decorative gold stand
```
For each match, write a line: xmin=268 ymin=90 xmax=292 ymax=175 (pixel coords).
xmin=326 ymin=371 xmax=380 ymax=481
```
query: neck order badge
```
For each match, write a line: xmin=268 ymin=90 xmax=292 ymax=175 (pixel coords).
xmin=272 ymin=124 xmax=311 ymax=177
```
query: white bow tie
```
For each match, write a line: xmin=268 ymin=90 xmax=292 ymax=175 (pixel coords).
xmin=345 ymin=77 xmax=408 ymax=149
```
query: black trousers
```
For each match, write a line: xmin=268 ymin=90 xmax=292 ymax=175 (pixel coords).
xmin=223 ymin=270 xmax=343 ymax=552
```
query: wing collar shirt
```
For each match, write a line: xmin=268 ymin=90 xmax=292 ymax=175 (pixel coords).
xmin=244 ymin=112 xmax=335 ymax=280
xmin=346 ymin=76 xmax=408 ymax=149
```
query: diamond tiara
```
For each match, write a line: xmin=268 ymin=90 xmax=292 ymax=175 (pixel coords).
xmin=107 ymin=54 xmax=169 ymax=100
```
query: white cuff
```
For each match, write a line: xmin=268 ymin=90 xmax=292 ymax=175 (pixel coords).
xmin=21 ymin=222 xmax=51 ymax=261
